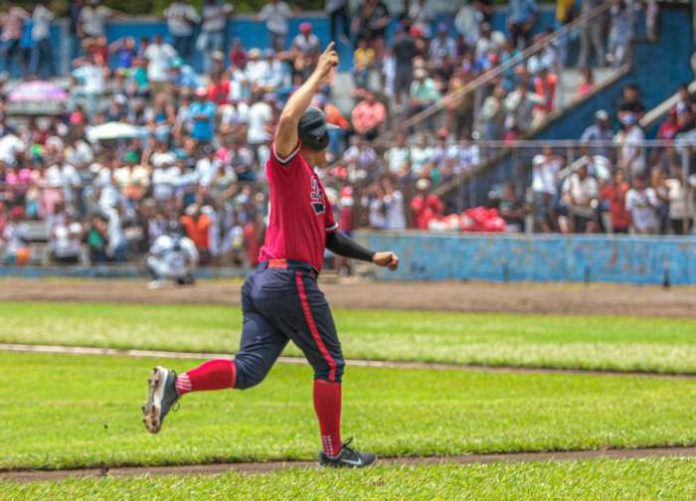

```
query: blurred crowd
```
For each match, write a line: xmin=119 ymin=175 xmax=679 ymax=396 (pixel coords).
xmin=0 ymin=0 xmax=691 ymax=269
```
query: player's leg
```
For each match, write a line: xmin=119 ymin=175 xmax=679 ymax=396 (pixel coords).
xmin=143 ymin=276 xmax=287 ymax=433
xmin=289 ymin=271 xmax=375 ymax=468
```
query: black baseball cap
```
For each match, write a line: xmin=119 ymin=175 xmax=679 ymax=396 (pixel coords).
xmin=298 ymin=107 xmax=337 ymax=151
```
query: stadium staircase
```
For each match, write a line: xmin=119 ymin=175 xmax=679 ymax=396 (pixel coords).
xmin=394 ymin=1 xmax=695 ymax=211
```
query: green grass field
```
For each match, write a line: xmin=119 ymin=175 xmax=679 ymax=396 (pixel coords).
xmin=2 ymin=459 xmax=694 ymax=500
xmin=1 ymin=302 xmax=695 ymax=373
xmin=1 ymin=352 xmax=694 ymax=470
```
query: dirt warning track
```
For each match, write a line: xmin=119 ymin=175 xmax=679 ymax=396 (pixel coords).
xmin=1 ymin=278 xmax=695 ymax=317
xmin=1 ymin=446 xmax=694 ymax=483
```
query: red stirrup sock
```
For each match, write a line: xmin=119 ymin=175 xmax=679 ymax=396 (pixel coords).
xmin=176 ymin=359 xmax=237 ymax=396
xmin=313 ymin=379 xmax=342 ymax=457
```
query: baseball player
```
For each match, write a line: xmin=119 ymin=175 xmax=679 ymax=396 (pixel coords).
xmin=146 ymin=222 xmax=199 ymax=289
xmin=142 ymin=42 xmax=399 ymax=468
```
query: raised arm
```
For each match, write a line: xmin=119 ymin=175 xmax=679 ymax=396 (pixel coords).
xmin=274 ymin=42 xmax=338 ymax=158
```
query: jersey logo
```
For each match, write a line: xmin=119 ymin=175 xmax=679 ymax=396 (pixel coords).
xmin=310 ymin=178 xmax=325 ymax=215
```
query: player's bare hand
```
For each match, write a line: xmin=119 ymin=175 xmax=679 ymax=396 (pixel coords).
xmin=316 ymin=42 xmax=339 ymax=78
xmin=373 ymin=251 xmax=399 ymax=271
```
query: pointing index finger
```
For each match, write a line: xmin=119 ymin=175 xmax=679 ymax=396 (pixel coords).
xmin=323 ymin=41 xmax=336 ymax=54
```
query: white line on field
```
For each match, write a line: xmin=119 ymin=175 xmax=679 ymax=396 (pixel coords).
xmin=0 ymin=343 xmax=693 ymax=378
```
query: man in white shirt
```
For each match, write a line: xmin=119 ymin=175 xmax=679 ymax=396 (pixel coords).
xmin=258 ymin=0 xmax=292 ymax=51
xmin=614 ymin=113 xmax=646 ymax=175
xmin=562 ymin=163 xmax=599 ymax=233
xmin=71 ymin=54 xmax=105 ymax=117
xmin=0 ymin=132 xmax=26 ymax=167
xmin=246 ymin=93 xmax=274 ymax=152
xmin=626 ymin=175 xmax=660 ymax=234
xmin=164 ymin=0 xmax=200 ymax=60
xmin=30 ymin=0 xmax=55 ymax=77
xmin=199 ymin=0 xmax=233 ymax=73
xmin=79 ymin=0 xmax=113 ymax=39
xmin=145 ymin=35 xmax=177 ymax=90
xmin=531 ymin=146 xmax=563 ymax=232
xmin=147 ymin=223 xmax=199 ymax=288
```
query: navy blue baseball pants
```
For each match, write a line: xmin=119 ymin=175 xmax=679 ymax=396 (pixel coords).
xmin=233 ymin=259 xmax=345 ymax=389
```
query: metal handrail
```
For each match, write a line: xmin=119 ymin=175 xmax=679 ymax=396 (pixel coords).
xmin=375 ymin=0 xmax=614 ymax=144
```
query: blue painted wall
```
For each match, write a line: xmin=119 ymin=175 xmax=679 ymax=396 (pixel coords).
xmin=358 ymin=231 xmax=696 ymax=285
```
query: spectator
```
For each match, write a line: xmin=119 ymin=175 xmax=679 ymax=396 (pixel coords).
xmin=343 ymin=135 xmax=379 ymax=180
xmin=181 ymin=204 xmax=212 ymax=262
xmin=580 ymin=109 xmax=613 ymax=157
xmin=665 ymin=166 xmax=691 ymax=235
xmin=390 ymin=24 xmax=416 ymax=106
xmin=507 ymin=0 xmax=538 ymax=49
xmin=601 ymin=169 xmax=630 ymax=233
xmin=480 ymin=85 xmax=507 ymax=140
xmin=428 ymin=23 xmax=456 ymax=76
xmin=626 ymin=175 xmax=659 ymax=234
xmin=382 ymin=177 xmax=406 ymax=230
xmin=48 ymin=209 xmax=83 ymax=264
xmin=657 ymin=109 xmax=680 ymax=141
xmin=410 ymin=133 xmax=434 ymax=177
xmin=578 ymin=0 xmax=606 ymax=68
xmin=199 ymin=0 xmax=233 ymax=74
xmin=78 ymin=0 xmax=117 ymax=40
xmin=325 ymin=0 xmax=350 ymax=44
xmin=229 ymin=38 xmax=247 ymax=69
xmin=110 ymin=36 xmax=137 ymax=71
xmin=385 ymin=132 xmax=411 ymax=175
xmin=246 ymin=92 xmax=275 ymax=156
xmin=351 ymin=91 xmax=387 ymax=140
xmin=505 ymin=80 xmax=544 ymax=135
xmin=410 ymin=178 xmax=444 ymax=229
xmin=164 ymin=0 xmax=199 ymax=61
xmin=614 ymin=113 xmax=646 ymax=175
xmin=408 ymin=0 xmax=436 ymax=40
xmin=607 ymin=0 xmax=631 ymax=67
xmin=617 ymin=84 xmax=646 ymax=122
xmin=352 ymin=0 xmax=390 ymax=60
xmin=353 ymin=38 xmax=375 ymax=90
xmin=189 ymin=87 xmax=217 ymax=143
xmin=531 ymin=146 xmax=563 ymax=233
xmin=577 ymin=67 xmax=595 ymax=97
xmin=29 ymin=0 xmax=54 ymax=78
xmin=71 ymin=54 xmax=105 ymax=118
xmin=293 ymin=22 xmax=321 ymax=79
xmin=2 ymin=206 xmax=29 ymax=265
xmin=562 ymin=163 xmax=599 ymax=233
xmin=499 ymin=182 xmax=526 ymax=232
xmin=1 ymin=1 xmax=28 ymax=77
xmin=144 ymin=34 xmax=177 ymax=94
xmin=258 ymin=0 xmax=292 ymax=52
xmin=409 ymin=68 xmax=441 ymax=124
xmin=455 ymin=0 xmax=484 ymax=50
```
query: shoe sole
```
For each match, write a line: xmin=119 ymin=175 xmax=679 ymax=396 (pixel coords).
xmin=142 ymin=366 xmax=167 ymax=434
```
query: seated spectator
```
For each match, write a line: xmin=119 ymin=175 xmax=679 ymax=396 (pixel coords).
xmin=342 ymin=136 xmax=379 ymax=181
xmin=532 ymin=66 xmax=557 ymax=125
xmin=351 ymin=91 xmax=387 ymax=140
xmin=353 ymin=38 xmax=375 ymax=90
xmin=626 ymin=175 xmax=660 ymax=234
xmin=229 ymin=38 xmax=247 ymax=69
xmin=2 ymin=206 xmax=30 ymax=265
xmin=409 ymin=68 xmax=441 ymax=124
xmin=169 ymin=57 xmax=201 ymax=91
xmin=385 ymin=132 xmax=411 ymax=175
xmin=410 ymin=134 xmax=434 ymax=177
xmin=505 ymin=80 xmax=544 ymax=136
xmin=410 ymin=178 xmax=444 ymax=229
xmin=562 ymin=163 xmax=599 ymax=233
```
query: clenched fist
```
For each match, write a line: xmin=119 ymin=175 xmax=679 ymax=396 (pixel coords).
xmin=372 ymin=251 xmax=399 ymax=271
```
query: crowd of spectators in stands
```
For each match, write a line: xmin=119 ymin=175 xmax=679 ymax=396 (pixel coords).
xmin=0 ymin=1 xmax=692 ymax=270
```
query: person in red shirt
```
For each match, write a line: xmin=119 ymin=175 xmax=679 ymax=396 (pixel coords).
xmin=143 ymin=43 xmax=399 ymax=468
xmin=180 ymin=205 xmax=211 ymax=261
xmin=410 ymin=178 xmax=444 ymax=229
xmin=601 ymin=169 xmax=630 ymax=233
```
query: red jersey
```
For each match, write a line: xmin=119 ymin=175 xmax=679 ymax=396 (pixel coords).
xmin=258 ymin=143 xmax=337 ymax=271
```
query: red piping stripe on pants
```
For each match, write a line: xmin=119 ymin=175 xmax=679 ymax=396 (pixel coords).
xmin=295 ymin=271 xmax=337 ymax=382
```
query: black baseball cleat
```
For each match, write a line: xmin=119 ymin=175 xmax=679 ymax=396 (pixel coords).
xmin=142 ymin=366 xmax=180 ymax=434
xmin=318 ymin=439 xmax=377 ymax=468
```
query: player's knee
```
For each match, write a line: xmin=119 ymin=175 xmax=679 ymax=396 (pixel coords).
xmin=233 ymin=359 xmax=271 ymax=390
xmin=314 ymin=358 xmax=345 ymax=383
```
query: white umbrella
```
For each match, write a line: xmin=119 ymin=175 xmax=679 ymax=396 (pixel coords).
xmin=87 ymin=122 xmax=140 ymax=141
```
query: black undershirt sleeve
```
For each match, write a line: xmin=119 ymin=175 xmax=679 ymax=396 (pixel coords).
xmin=325 ymin=231 xmax=375 ymax=262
